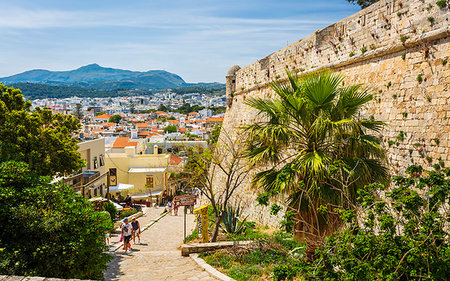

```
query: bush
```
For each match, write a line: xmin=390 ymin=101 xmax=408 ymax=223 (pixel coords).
xmin=221 ymin=205 xmax=248 ymax=234
xmin=304 ymin=166 xmax=450 ymax=280
xmin=119 ymin=208 xmax=138 ymax=219
xmin=272 ymin=264 xmax=297 ymax=281
xmin=228 ymin=265 xmax=263 ymax=281
xmin=103 ymin=201 xmax=117 ymax=221
xmin=0 ymin=161 xmax=113 ymax=280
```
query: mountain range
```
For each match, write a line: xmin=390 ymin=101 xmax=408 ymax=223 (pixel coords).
xmin=0 ymin=64 xmax=222 ymax=90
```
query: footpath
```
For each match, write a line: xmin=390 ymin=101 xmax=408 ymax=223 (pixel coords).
xmin=104 ymin=207 xmax=218 ymax=281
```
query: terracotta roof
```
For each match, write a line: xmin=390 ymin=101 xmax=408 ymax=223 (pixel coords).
xmin=94 ymin=113 xmax=111 ymax=119
xmin=138 ymin=131 xmax=150 ymax=136
xmin=206 ymin=117 xmax=224 ymax=122
xmin=135 ymin=123 xmax=150 ymax=128
xmin=170 ymin=154 xmax=183 ymax=165
xmin=91 ymin=128 xmax=105 ymax=132
xmin=179 ymin=127 xmax=186 ymax=132
xmin=168 ymin=120 xmax=179 ymax=125
xmin=112 ymin=137 xmax=137 ymax=148
xmin=189 ymin=112 xmax=199 ymax=115
xmin=155 ymin=111 xmax=166 ymax=114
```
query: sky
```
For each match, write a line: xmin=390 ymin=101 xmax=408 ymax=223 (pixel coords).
xmin=0 ymin=0 xmax=360 ymax=83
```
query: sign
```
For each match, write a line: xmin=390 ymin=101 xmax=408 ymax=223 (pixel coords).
xmin=109 ymin=168 xmax=117 ymax=186
xmin=173 ymin=195 xmax=197 ymax=206
xmin=194 ymin=205 xmax=209 ymax=243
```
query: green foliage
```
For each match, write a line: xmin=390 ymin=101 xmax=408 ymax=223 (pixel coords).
xmin=256 ymin=192 xmax=270 ymax=206
xmin=9 ymin=83 xmax=128 ymax=99
xmin=103 ymin=201 xmax=117 ymax=221
xmin=436 ymin=0 xmax=447 ymax=8
xmin=401 ymin=53 xmax=406 ymax=60
xmin=243 ymin=70 xmax=388 ymax=240
xmin=280 ymin=211 xmax=295 ymax=234
xmin=0 ymin=161 xmax=113 ymax=279
xmin=396 ymin=131 xmax=406 ymax=141
xmin=349 ymin=51 xmax=355 ymax=57
xmin=109 ymin=114 xmax=122 ymax=123
xmin=172 ymin=103 xmax=205 ymax=114
xmin=0 ymin=84 xmax=84 ymax=177
xmin=185 ymin=229 xmax=198 ymax=242
xmin=360 ymin=46 xmax=367 ymax=55
xmin=345 ymin=0 xmax=378 ymax=8
xmin=95 ymin=111 xmax=106 ymax=116
xmin=272 ymin=264 xmax=297 ymax=281
xmin=221 ymin=205 xmax=248 ymax=235
xmin=303 ymin=166 xmax=450 ymax=280
xmin=442 ymin=58 xmax=448 ymax=66
xmin=427 ymin=16 xmax=435 ymax=25
xmin=119 ymin=208 xmax=138 ymax=219
xmin=209 ymin=124 xmax=222 ymax=144
xmin=400 ymin=35 xmax=409 ymax=43
xmin=163 ymin=124 xmax=177 ymax=133
xmin=270 ymin=203 xmax=282 ymax=216
xmin=417 ymin=73 xmax=424 ymax=83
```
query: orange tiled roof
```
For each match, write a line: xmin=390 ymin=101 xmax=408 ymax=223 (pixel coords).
xmin=135 ymin=123 xmax=150 ymax=128
xmin=179 ymin=127 xmax=186 ymax=132
xmin=168 ymin=120 xmax=179 ymax=125
xmin=189 ymin=112 xmax=199 ymax=115
xmin=155 ymin=111 xmax=166 ymax=114
xmin=206 ymin=117 xmax=224 ymax=122
xmin=170 ymin=154 xmax=183 ymax=165
xmin=94 ymin=113 xmax=111 ymax=119
xmin=112 ymin=137 xmax=137 ymax=148
xmin=138 ymin=131 xmax=150 ymax=136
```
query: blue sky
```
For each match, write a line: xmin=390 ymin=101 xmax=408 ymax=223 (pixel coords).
xmin=0 ymin=0 xmax=359 ymax=82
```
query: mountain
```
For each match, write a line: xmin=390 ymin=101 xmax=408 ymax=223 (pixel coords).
xmin=0 ymin=64 xmax=187 ymax=90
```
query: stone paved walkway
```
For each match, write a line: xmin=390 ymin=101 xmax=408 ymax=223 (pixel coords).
xmin=104 ymin=207 xmax=218 ymax=281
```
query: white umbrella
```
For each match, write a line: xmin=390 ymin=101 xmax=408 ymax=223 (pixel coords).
xmin=108 ymin=183 xmax=134 ymax=192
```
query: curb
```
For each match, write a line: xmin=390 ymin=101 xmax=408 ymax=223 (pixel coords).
xmin=111 ymin=212 xmax=168 ymax=252
xmin=190 ymin=254 xmax=236 ymax=281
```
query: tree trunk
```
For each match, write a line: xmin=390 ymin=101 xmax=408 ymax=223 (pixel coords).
xmin=211 ymin=214 xmax=223 ymax=242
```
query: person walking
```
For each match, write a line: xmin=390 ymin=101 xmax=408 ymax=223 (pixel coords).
xmin=131 ymin=218 xmax=141 ymax=244
xmin=173 ymin=201 xmax=179 ymax=216
xmin=167 ymin=201 xmax=173 ymax=215
xmin=121 ymin=217 xmax=133 ymax=253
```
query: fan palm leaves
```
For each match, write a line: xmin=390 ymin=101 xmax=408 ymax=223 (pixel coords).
xmin=243 ymin=70 xmax=388 ymax=242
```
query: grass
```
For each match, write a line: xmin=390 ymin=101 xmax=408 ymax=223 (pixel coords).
xmin=200 ymin=227 xmax=306 ymax=281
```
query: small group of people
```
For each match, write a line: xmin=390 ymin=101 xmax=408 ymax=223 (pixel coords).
xmin=120 ymin=217 xmax=141 ymax=253
xmin=166 ymin=200 xmax=179 ymax=215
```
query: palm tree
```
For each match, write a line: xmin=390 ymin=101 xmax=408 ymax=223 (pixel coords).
xmin=243 ymin=70 xmax=388 ymax=255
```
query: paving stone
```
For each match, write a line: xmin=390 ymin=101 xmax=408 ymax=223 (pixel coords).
xmin=104 ymin=207 xmax=219 ymax=281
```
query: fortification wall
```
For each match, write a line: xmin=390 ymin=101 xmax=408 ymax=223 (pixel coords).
xmin=216 ymin=0 xmax=449 ymax=228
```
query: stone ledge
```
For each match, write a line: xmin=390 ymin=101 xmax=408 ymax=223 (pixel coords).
xmin=190 ymin=254 xmax=236 ymax=281
xmin=181 ymin=240 xmax=254 ymax=257
xmin=0 ymin=276 xmax=89 ymax=281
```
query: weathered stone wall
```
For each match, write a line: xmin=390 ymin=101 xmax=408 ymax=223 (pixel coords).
xmin=215 ymin=0 xmax=449 ymax=228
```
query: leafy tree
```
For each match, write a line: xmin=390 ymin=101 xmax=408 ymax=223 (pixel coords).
xmin=74 ymin=103 xmax=83 ymax=119
xmin=109 ymin=114 xmax=122 ymax=123
xmin=95 ymin=111 xmax=106 ymax=116
xmin=302 ymin=166 xmax=450 ymax=280
xmin=0 ymin=161 xmax=113 ymax=279
xmin=243 ymin=71 xmax=388 ymax=253
xmin=209 ymin=124 xmax=222 ymax=144
xmin=345 ymin=0 xmax=378 ymax=8
xmin=167 ymin=116 xmax=176 ymax=120
xmin=163 ymin=124 xmax=177 ymax=133
xmin=176 ymin=131 xmax=250 ymax=241
xmin=0 ymin=84 xmax=84 ymax=177
xmin=157 ymin=104 xmax=169 ymax=112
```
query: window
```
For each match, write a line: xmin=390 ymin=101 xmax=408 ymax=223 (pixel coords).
xmin=99 ymin=155 xmax=104 ymax=166
xmin=146 ymin=176 xmax=154 ymax=189
xmin=93 ymin=157 xmax=99 ymax=169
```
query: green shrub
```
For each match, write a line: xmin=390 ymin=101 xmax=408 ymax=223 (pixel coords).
xmin=302 ymin=166 xmax=450 ymax=280
xmin=119 ymin=208 xmax=138 ymax=219
xmin=272 ymin=264 xmax=297 ymax=281
xmin=228 ymin=265 xmax=263 ymax=281
xmin=103 ymin=201 xmax=117 ymax=221
xmin=0 ymin=161 xmax=113 ymax=280
xmin=221 ymin=205 xmax=248 ymax=234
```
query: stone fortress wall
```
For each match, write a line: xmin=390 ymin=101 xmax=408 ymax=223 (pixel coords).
xmin=215 ymin=0 xmax=449 ymax=228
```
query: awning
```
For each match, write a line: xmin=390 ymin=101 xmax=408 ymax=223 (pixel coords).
xmin=111 ymin=201 xmax=124 ymax=211
xmin=131 ymin=190 xmax=163 ymax=199
xmin=128 ymin=167 xmax=167 ymax=173
xmin=108 ymin=183 xmax=134 ymax=192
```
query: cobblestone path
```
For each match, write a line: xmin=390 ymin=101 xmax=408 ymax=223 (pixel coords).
xmin=104 ymin=207 xmax=218 ymax=281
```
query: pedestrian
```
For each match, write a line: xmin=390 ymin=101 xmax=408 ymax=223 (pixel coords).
xmin=131 ymin=218 xmax=141 ymax=244
xmin=173 ymin=201 xmax=179 ymax=216
xmin=126 ymin=194 xmax=132 ymax=206
xmin=121 ymin=217 xmax=133 ymax=253
xmin=167 ymin=201 xmax=173 ymax=215
xmin=104 ymin=231 xmax=111 ymax=245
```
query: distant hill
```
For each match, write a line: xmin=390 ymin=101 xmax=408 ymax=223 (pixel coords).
xmin=8 ymin=82 xmax=225 ymax=100
xmin=0 ymin=64 xmax=188 ymax=90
